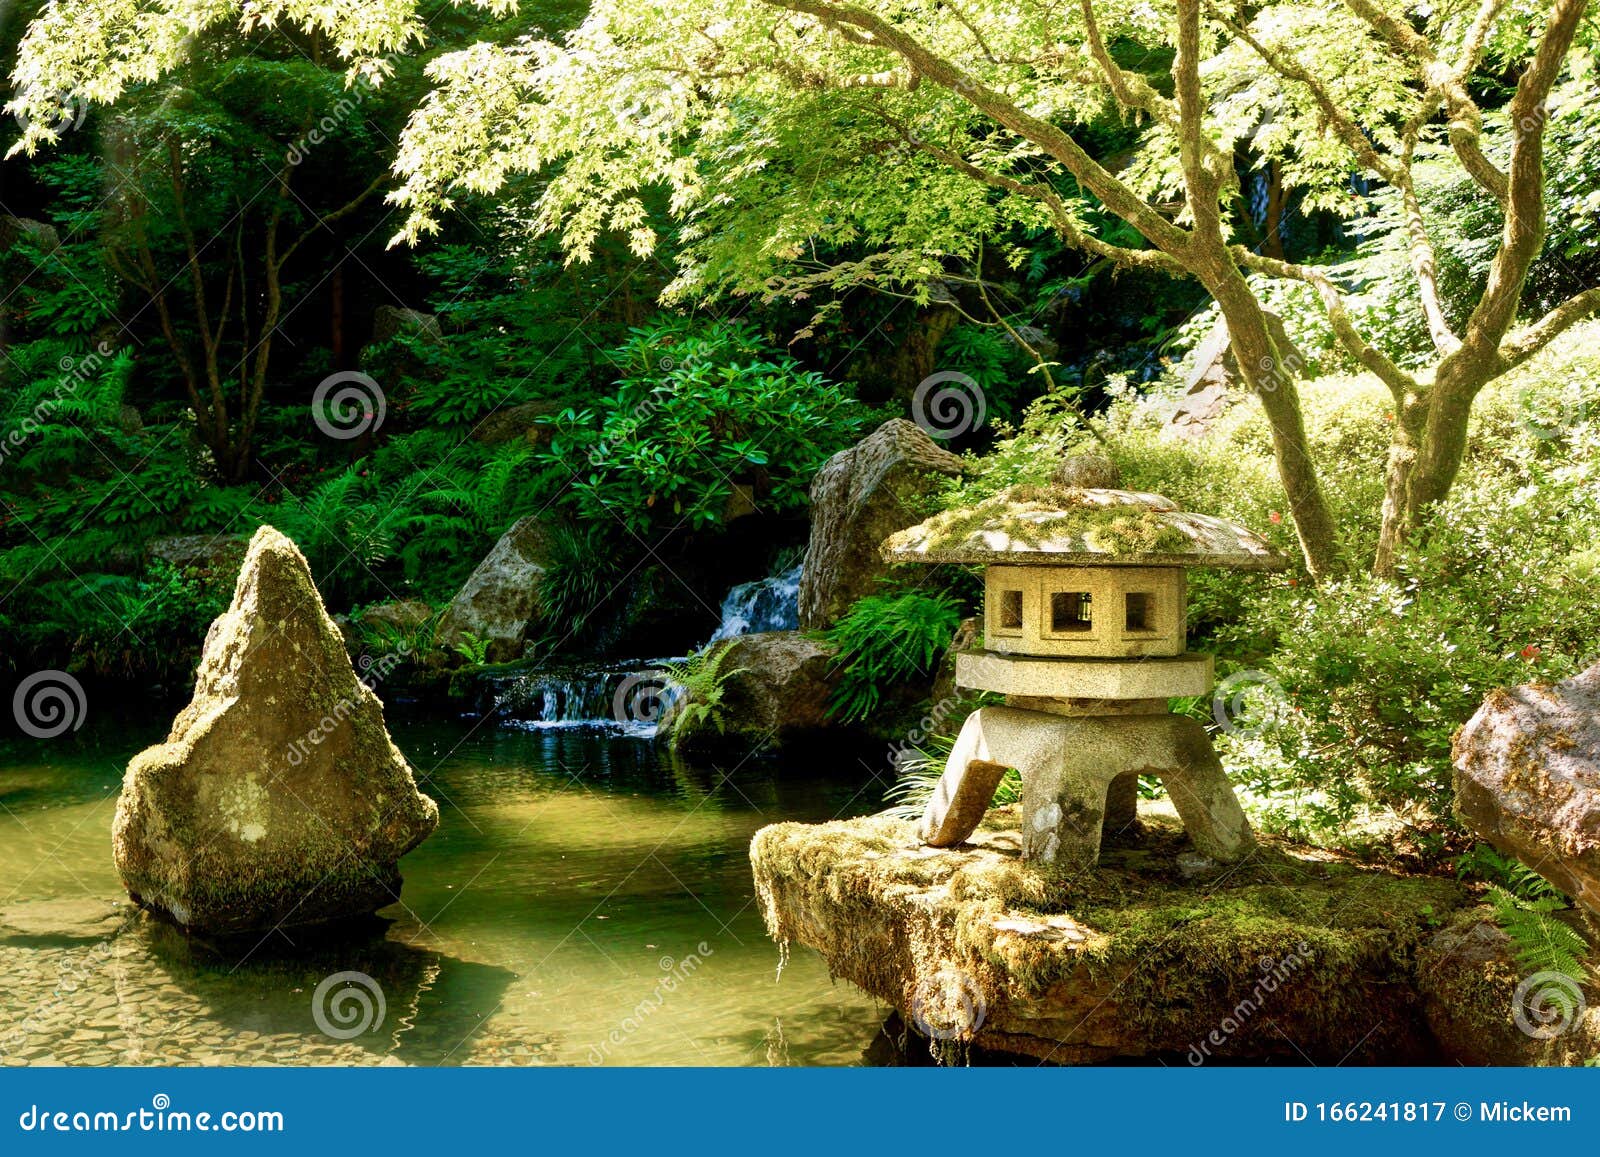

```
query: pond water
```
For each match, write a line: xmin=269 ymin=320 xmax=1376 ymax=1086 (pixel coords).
xmin=0 ymin=717 xmax=891 ymax=1067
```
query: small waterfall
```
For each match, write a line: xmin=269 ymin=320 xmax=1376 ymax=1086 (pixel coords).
xmin=707 ymin=561 xmax=802 ymax=644
xmin=489 ymin=560 xmax=803 ymax=738
xmin=491 ymin=661 xmax=684 ymax=738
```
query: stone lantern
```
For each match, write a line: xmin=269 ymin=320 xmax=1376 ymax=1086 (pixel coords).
xmin=881 ymin=481 xmax=1287 ymax=870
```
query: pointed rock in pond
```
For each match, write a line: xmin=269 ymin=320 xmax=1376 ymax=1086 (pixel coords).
xmin=112 ymin=526 xmax=439 ymax=935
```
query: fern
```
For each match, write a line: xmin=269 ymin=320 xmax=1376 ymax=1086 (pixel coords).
xmin=823 ymin=589 xmax=963 ymax=722
xmin=1488 ymin=885 xmax=1592 ymax=982
xmin=660 ymin=645 xmax=745 ymax=750
xmin=451 ymin=633 xmax=491 ymax=666
xmin=1457 ymin=843 xmax=1564 ymax=901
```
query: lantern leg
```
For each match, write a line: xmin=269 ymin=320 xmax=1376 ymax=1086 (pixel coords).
xmin=916 ymin=707 xmax=1254 ymax=868
xmin=1151 ymin=715 xmax=1256 ymax=863
xmin=917 ymin=711 xmax=1008 ymax=847
xmin=1020 ymin=756 xmax=1116 ymax=870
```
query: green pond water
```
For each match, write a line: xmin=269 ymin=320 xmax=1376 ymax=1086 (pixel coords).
xmin=0 ymin=718 xmax=891 ymax=1066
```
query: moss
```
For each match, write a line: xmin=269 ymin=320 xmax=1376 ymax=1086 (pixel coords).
xmin=752 ymin=808 xmax=1484 ymax=1061
xmin=909 ymin=485 xmax=1191 ymax=556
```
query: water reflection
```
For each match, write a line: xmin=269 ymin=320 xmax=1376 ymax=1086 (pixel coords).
xmin=0 ymin=716 xmax=890 ymax=1066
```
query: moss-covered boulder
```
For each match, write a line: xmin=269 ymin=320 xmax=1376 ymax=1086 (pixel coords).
xmin=797 ymin=418 xmax=964 ymax=630
xmin=436 ymin=516 xmax=557 ymax=663
xmin=1454 ymin=662 xmax=1600 ymax=916
xmin=751 ymin=809 xmax=1599 ymax=1064
xmin=113 ymin=526 xmax=439 ymax=935
xmin=664 ymin=631 xmax=842 ymax=755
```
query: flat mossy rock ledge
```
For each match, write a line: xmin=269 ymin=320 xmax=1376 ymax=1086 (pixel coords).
xmin=751 ymin=810 xmax=1600 ymax=1064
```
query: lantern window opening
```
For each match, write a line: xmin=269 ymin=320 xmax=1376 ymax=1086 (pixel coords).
xmin=1124 ymin=591 xmax=1155 ymax=633
xmin=997 ymin=588 xmax=1024 ymax=633
xmin=1049 ymin=590 xmax=1094 ymax=634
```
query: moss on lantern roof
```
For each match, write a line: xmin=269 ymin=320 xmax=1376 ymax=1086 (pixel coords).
xmin=881 ymin=485 xmax=1288 ymax=569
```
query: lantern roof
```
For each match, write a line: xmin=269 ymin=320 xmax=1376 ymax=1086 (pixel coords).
xmin=881 ymin=485 xmax=1289 ymax=570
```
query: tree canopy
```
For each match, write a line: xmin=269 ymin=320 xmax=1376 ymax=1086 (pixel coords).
xmin=9 ymin=0 xmax=1600 ymax=578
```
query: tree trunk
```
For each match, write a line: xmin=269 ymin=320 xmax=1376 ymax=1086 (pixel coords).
xmin=1209 ymin=271 xmax=1343 ymax=580
xmin=1374 ymin=389 xmax=1429 ymax=576
xmin=1374 ymin=354 xmax=1495 ymax=574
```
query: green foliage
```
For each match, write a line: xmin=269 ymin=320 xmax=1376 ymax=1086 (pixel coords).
xmin=953 ymin=323 xmax=1600 ymax=846
xmin=451 ymin=633 xmax=492 ymax=666
xmin=370 ymin=244 xmax=615 ymax=433
xmin=537 ymin=318 xmax=873 ymax=534
xmin=1488 ymin=886 xmax=1591 ymax=984
xmin=883 ymin=732 xmax=1022 ymax=823
xmin=661 ymin=645 xmax=745 ymax=750
xmin=530 ymin=523 xmax=628 ymax=646
xmin=1227 ymin=447 xmax=1600 ymax=830
xmin=1457 ymin=845 xmax=1564 ymax=903
xmin=824 ymin=590 xmax=963 ymax=722
xmin=935 ymin=323 xmax=1038 ymax=428
xmin=353 ymin=608 xmax=439 ymax=662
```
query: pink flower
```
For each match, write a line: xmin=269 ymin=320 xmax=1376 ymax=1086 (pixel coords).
xmin=1520 ymin=644 xmax=1542 ymax=662
xmin=1269 ymin=510 xmax=1283 ymax=524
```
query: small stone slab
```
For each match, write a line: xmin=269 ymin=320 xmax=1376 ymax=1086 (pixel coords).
xmin=0 ymin=898 xmax=127 ymax=942
xmin=919 ymin=758 xmax=1010 ymax=847
xmin=956 ymin=649 xmax=1215 ymax=700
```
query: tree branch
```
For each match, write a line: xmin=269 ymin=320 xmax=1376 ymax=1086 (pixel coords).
xmin=1081 ymin=0 xmax=1182 ymax=131
xmin=1341 ymin=0 xmax=1509 ymax=204
xmin=762 ymin=0 xmax=1195 ymax=257
xmin=894 ymin=123 xmax=1188 ymax=275
xmin=1499 ymin=286 xmax=1600 ymax=369
xmin=1236 ymin=247 xmax=1421 ymax=397
xmin=1457 ymin=0 xmax=1589 ymax=358
xmin=1172 ymin=0 xmax=1226 ymax=246
xmin=1212 ymin=5 xmax=1399 ymax=185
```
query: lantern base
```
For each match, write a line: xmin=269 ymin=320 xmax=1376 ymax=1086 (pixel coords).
xmin=918 ymin=706 xmax=1254 ymax=870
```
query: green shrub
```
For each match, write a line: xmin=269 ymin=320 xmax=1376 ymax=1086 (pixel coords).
xmin=537 ymin=318 xmax=875 ymax=533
